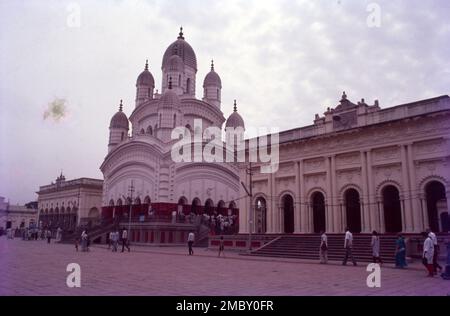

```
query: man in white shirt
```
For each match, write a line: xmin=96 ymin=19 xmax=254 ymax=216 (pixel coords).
xmin=427 ymin=228 xmax=442 ymax=274
xmin=188 ymin=231 xmax=195 ymax=255
xmin=342 ymin=227 xmax=357 ymax=266
xmin=423 ymin=232 xmax=435 ymax=277
xmin=319 ymin=230 xmax=328 ymax=264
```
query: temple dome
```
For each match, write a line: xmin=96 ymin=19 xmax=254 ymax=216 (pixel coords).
xmin=110 ymin=101 xmax=129 ymax=129
xmin=162 ymin=28 xmax=197 ymax=71
xmin=136 ymin=60 xmax=155 ymax=87
xmin=225 ymin=101 xmax=245 ymax=129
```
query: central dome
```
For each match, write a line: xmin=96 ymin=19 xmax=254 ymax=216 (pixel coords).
xmin=162 ymin=28 xmax=197 ymax=71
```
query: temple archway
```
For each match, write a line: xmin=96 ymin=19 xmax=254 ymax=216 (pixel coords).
xmin=311 ymin=192 xmax=326 ymax=233
xmin=344 ymin=188 xmax=362 ymax=233
xmin=382 ymin=185 xmax=402 ymax=233
xmin=425 ymin=181 xmax=448 ymax=232
xmin=255 ymin=197 xmax=267 ymax=234
xmin=282 ymin=194 xmax=294 ymax=233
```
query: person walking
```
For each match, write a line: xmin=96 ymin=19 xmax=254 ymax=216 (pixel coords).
xmin=371 ymin=231 xmax=383 ymax=265
xmin=46 ymin=229 xmax=52 ymax=244
xmin=218 ymin=236 xmax=225 ymax=258
xmin=342 ymin=227 xmax=357 ymax=266
xmin=394 ymin=233 xmax=407 ymax=268
xmin=121 ymin=228 xmax=130 ymax=252
xmin=422 ymin=232 xmax=435 ymax=277
xmin=319 ymin=230 xmax=328 ymax=264
xmin=187 ymin=231 xmax=195 ymax=255
xmin=427 ymin=228 xmax=442 ymax=274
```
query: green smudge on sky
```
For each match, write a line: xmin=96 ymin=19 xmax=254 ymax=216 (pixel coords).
xmin=43 ymin=98 xmax=67 ymax=122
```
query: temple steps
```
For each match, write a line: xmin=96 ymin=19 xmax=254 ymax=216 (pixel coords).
xmin=243 ymin=235 xmax=398 ymax=263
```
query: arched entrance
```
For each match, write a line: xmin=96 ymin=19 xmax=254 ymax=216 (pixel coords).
xmin=425 ymin=181 xmax=448 ymax=232
xmin=191 ymin=198 xmax=201 ymax=214
xmin=382 ymin=185 xmax=402 ymax=233
xmin=254 ymin=197 xmax=267 ymax=234
xmin=345 ymin=189 xmax=362 ymax=233
xmin=205 ymin=199 xmax=214 ymax=214
xmin=282 ymin=195 xmax=294 ymax=233
xmin=311 ymin=192 xmax=326 ymax=233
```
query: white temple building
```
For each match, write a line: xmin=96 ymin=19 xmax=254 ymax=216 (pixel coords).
xmin=100 ymin=28 xmax=244 ymax=223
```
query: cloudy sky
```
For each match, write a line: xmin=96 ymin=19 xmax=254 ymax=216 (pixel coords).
xmin=0 ymin=0 xmax=449 ymax=204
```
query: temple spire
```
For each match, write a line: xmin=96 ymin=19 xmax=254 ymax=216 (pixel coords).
xmin=145 ymin=59 xmax=148 ymax=71
xmin=233 ymin=100 xmax=237 ymax=112
xmin=178 ymin=26 xmax=184 ymax=39
xmin=119 ymin=99 xmax=123 ymax=112
xmin=211 ymin=59 xmax=214 ymax=71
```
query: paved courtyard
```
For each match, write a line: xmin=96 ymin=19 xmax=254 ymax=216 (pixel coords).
xmin=0 ymin=237 xmax=449 ymax=296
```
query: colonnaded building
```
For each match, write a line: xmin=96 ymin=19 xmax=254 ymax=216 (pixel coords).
xmin=99 ymin=28 xmax=244 ymax=227
xmin=238 ymin=93 xmax=450 ymax=236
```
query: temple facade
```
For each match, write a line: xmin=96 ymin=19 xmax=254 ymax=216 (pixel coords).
xmin=238 ymin=94 xmax=450 ymax=235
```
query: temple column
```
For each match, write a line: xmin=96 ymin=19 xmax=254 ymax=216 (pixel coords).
xmin=361 ymin=151 xmax=371 ymax=233
xmin=400 ymin=144 xmax=413 ymax=232
xmin=325 ymin=156 xmax=333 ymax=232
xmin=299 ymin=159 xmax=308 ymax=233
xmin=330 ymin=155 xmax=338 ymax=233
xmin=270 ymin=173 xmax=277 ymax=233
xmin=407 ymin=143 xmax=421 ymax=232
xmin=294 ymin=161 xmax=301 ymax=233
xmin=366 ymin=150 xmax=378 ymax=232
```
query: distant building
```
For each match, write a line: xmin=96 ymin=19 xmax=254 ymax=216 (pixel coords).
xmin=36 ymin=173 xmax=103 ymax=230
xmin=0 ymin=196 xmax=38 ymax=230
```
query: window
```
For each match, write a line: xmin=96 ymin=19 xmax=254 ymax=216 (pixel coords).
xmin=173 ymin=114 xmax=177 ymax=128
xmin=147 ymin=126 xmax=153 ymax=135
xmin=186 ymin=78 xmax=191 ymax=94
xmin=140 ymin=128 xmax=145 ymax=134
xmin=121 ymin=132 xmax=125 ymax=141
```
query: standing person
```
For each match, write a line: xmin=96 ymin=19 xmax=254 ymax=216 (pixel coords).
xmin=422 ymin=232 xmax=435 ymax=277
xmin=218 ymin=236 xmax=225 ymax=257
xmin=108 ymin=231 xmax=113 ymax=250
xmin=319 ymin=230 xmax=328 ymax=264
xmin=371 ymin=231 xmax=383 ymax=265
xmin=395 ymin=233 xmax=407 ymax=268
xmin=74 ymin=238 xmax=79 ymax=252
xmin=112 ymin=230 xmax=119 ymax=252
xmin=427 ymin=228 xmax=442 ymax=274
xmin=81 ymin=230 xmax=88 ymax=252
xmin=121 ymin=228 xmax=130 ymax=252
xmin=46 ymin=229 xmax=52 ymax=244
xmin=342 ymin=227 xmax=357 ymax=266
xmin=187 ymin=231 xmax=195 ymax=255
xmin=56 ymin=227 xmax=62 ymax=242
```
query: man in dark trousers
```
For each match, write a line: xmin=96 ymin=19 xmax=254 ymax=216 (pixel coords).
xmin=342 ymin=227 xmax=357 ymax=266
xmin=187 ymin=231 xmax=195 ymax=255
xmin=121 ymin=228 xmax=130 ymax=252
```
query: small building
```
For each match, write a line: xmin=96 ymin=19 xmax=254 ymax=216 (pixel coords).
xmin=36 ymin=173 xmax=103 ymax=230
xmin=0 ymin=196 xmax=38 ymax=230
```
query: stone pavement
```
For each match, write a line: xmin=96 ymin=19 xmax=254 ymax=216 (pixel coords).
xmin=0 ymin=238 xmax=449 ymax=296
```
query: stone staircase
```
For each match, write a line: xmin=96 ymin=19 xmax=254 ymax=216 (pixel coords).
xmin=244 ymin=234 xmax=398 ymax=263
xmin=61 ymin=221 xmax=116 ymax=244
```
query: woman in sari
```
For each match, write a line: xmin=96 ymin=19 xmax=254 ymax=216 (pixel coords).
xmin=395 ymin=233 xmax=407 ymax=268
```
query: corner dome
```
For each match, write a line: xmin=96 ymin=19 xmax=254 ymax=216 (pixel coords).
xmin=136 ymin=60 xmax=155 ymax=87
xmin=110 ymin=100 xmax=129 ymax=129
xmin=203 ymin=60 xmax=222 ymax=88
xmin=162 ymin=27 xmax=197 ymax=71
xmin=225 ymin=101 xmax=245 ymax=129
